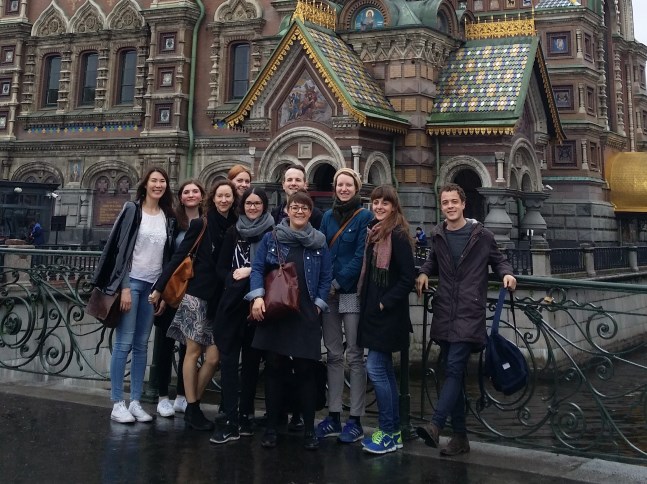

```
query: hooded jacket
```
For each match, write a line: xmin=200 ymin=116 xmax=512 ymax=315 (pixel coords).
xmin=418 ymin=219 xmax=513 ymax=347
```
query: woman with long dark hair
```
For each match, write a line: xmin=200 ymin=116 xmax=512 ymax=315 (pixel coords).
xmin=92 ymin=167 xmax=176 ymax=423
xmin=248 ymin=190 xmax=332 ymax=450
xmin=357 ymin=185 xmax=415 ymax=454
xmin=153 ymin=179 xmax=205 ymax=418
xmin=150 ymin=179 xmax=238 ymax=430
xmin=210 ymin=187 xmax=274 ymax=444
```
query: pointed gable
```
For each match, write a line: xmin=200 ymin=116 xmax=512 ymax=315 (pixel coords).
xmin=427 ymin=36 xmax=564 ymax=142
xmin=223 ymin=19 xmax=408 ymax=133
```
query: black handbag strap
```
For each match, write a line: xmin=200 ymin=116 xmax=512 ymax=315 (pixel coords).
xmin=272 ymin=229 xmax=286 ymax=266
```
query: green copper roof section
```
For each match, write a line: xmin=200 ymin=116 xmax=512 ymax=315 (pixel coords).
xmin=223 ymin=19 xmax=407 ymax=132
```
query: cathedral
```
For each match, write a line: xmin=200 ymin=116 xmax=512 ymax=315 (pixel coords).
xmin=0 ymin=0 xmax=645 ymax=248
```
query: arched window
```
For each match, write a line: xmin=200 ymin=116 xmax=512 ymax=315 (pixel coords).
xmin=79 ymin=52 xmax=98 ymax=106
xmin=116 ymin=49 xmax=136 ymax=105
xmin=437 ymin=12 xmax=449 ymax=34
xmin=230 ymin=43 xmax=250 ymax=100
xmin=43 ymin=55 xmax=61 ymax=107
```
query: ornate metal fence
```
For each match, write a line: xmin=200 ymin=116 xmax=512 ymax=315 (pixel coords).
xmin=420 ymin=276 xmax=647 ymax=464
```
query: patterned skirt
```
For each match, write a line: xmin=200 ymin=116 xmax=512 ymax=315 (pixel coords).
xmin=167 ymin=294 xmax=214 ymax=347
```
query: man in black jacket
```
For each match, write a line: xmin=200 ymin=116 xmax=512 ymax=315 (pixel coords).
xmin=271 ymin=164 xmax=323 ymax=229
xmin=414 ymin=183 xmax=516 ymax=456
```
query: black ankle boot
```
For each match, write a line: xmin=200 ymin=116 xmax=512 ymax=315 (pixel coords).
xmin=184 ymin=402 xmax=214 ymax=431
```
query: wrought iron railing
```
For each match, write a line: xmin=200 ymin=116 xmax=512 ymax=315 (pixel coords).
xmin=593 ymin=246 xmax=629 ymax=271
xmin=550 ymin=248 xmax=585 ymax=274
xmin=420 ymin=275 xmax=647 ymax=464
xmin=504 ymin=248 xmax=533 ymax=275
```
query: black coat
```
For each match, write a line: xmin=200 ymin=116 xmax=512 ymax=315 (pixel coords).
xmin=154 ymin=209 xmax=236 ymax=308
xmin=418 ymin=220 xmax=514 ymax=347
xmin=358 ymin=225 xmax=416 ymax=353
xmin=92 ymin=201 xmax=175 ymax=295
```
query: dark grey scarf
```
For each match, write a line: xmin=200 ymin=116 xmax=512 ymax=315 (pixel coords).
xmin=236 ymin=212 xmax=275 ymax=262
xmin=275 ymin=218 xmax=326 ymax=249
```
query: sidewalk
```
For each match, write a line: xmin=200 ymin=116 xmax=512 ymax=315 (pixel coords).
xmin=2 ymin=380 xmax=646 ymax=484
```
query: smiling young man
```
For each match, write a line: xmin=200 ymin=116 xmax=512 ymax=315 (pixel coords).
xmin=271 ymin=164 xmax=323 ymax=229
xmin=414 ymin=183 xmax=516 ymax=456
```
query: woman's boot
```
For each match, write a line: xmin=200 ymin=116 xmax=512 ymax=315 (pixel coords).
xmin=184 ymin=401 xmax=215 ymax=431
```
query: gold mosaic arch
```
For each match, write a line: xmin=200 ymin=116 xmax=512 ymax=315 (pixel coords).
xmin=340 ymin=0 xmax=389 ymax=30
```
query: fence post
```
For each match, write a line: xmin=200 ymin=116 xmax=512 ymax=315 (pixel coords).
xmin=4 ymin=240 xmax=33 ymax=284
xmin=399 ymin=348 xmax=415 ymax=440
xmin=531 ymin=248 xmax=551 ymax=276
xmin=628 ymin=246 xmax=639 ymax=272
xmin=582 ymin=244 xmax=596 ymax=277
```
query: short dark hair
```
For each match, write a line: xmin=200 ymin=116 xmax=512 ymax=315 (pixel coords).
xmin=439 ymin=183 xmax=466 ymax=203
xmin=240 ymin=186 xmax=269 ymax=214
xmin=287 ymin=189 xmax=313 ymax=211
xmin=282 ymin=164 xmax=306 ymax=181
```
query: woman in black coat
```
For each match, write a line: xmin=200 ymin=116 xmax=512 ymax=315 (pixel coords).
xmin=357 ymin=185 xmax=415 ymax=454
xmin=210 ymin=187 xmax=274 ymax=444
xmin=150 ymin=179 xmax=238 ymax=430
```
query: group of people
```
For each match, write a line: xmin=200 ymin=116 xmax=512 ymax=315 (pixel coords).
xmin=91 ymin=162 xmax=516 ymax=456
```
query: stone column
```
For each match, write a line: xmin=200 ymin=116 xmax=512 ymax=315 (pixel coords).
xmin=520 ymin=192 xmax=550 ymax=249
xmin=477 ymin=187 xmax=515 ymax=249
xmin=494 ymin=152 xmax=506 ymax=184
xmin=351 ymin=145 xmax=362 ymax=173
xmin=582 ymin=243 xmax=596 ymax=277
xmin=628 ymin=246 xmax=639 ymax=272
xmin=531 ymin=248 xmax=551 ymax=277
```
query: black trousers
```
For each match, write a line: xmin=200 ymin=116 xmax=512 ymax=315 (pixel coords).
xmin=264 ymin=352 xmax=316 ymax=433
xmin=154 ymin=312 xmax=185 ymax=397
xmin=220 ymin=323 xmax=263 ymax=424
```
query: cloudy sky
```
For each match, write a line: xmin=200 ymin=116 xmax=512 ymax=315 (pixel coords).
xmin=634 ymin=2 xmax=647 ymax=44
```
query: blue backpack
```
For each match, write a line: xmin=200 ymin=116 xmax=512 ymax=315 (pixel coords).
xmin=480 ymin=288 xmax=529 ymax=398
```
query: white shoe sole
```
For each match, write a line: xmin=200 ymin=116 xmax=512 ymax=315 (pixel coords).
xmin=111 ymin=414 xmax=136 ymax=424
xmin=132 ymin=414 xmax=153 ymax=422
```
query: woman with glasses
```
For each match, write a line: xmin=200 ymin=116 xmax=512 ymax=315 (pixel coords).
xmin=150 ymin=179 xmax=238 ymax=431
xmin=247 ymin=190 xmax=332 ymax=450
xmin=210 ymin=188 xmax=274 ymax=444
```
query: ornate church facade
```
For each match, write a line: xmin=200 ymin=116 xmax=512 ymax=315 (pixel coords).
xmin=0 ymin=0 xmax=645 ymax=246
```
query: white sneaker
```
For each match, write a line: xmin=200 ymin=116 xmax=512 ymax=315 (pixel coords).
xmin=173 ymin=395 xmax=187 ymax=413
xmin=111 ymin=401 xmax=135 ymax=423
xmin=128 ymin=400 xmax=153 ymax=422
xmin=157 ymin=398 xmax=175 ymax=418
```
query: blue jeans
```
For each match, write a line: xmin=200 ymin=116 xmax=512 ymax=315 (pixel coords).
xmin=366 ymin=350 xmax=400 ymax=433
xmin=432 ymin=341 xmax=473 ymax=433
xmin=110 ymin=278 xmax=155 ymax=402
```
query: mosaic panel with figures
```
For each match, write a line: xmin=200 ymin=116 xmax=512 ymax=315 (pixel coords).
xmin=279 ymin=72 xmax=333 ymax=127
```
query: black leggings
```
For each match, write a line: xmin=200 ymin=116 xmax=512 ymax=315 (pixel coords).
xmin=220 ymin=324 xmax=263 ymax=423
xmin=264 ymin=352 xmax=316 ymax=433
xmin=154 ymin=323 xmax=185 ymax=397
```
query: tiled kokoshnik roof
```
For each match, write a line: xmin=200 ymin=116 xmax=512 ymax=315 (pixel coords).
xmin=223 ymin=20 xmax=408 ymax=133
xmin=536 ymin=0 xmax=581 ymax=8
xmin=427 ymin=36 xmax=563 ymax=141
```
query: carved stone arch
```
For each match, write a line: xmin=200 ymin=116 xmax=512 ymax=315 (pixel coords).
xmin=508 ymin=137 xmax=542 ymax=191
xmin=364 ymin=152 xmax=391 ymax=186
xmin=215 ymin=0 xmax=263 ymax=22
xmin=12 ymin=162 xmax=64 ymax=186
xmin=258 ymin=127 xmax=345 ymax=183
xmin=107 ymin=0 xmax=144 ymax=30
xmin=438 ymin=155 xmax=492 ymax=188
xmin=520 ymin=171 xmax=533 ymax=192
xmin=81 ymin=160 xmax=139 ymax=190
xmin=32 ymin=2 xmax=70 ymax=37
xmin=70 ymin=1 xmax=107 ymax=34
xmin=509 ymin=169 xmax=520 ymax=190
xmin=198 ymin=160 xmax=251 ymax=189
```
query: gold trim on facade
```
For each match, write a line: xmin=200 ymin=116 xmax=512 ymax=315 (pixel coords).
xmin=427 ymin=126 xmax=516 ymax=136
xmin=466 ymin=17 xmax=535 ymax=40
xmin=292 ymin=0 xmax=336 ymax=31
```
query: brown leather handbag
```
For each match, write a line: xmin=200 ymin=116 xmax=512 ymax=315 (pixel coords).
xmin=86 ymin=288 xmax=122 ymax=328
xmin=252 ymin=231 xmax=300 ymax=323
xmin=162 ymin=217 xmax=207 ymax=308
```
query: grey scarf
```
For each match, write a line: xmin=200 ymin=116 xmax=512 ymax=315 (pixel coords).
xmin=236 ymin=212 xmax=275 ymax=262
xmin=275 ymin=218 xmax=326 ymax=249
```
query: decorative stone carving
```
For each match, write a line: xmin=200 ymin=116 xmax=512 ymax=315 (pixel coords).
xmin=70 ymin=1 xmax=106 ymax=34
xmin=107 ymin=0 xmax=144 ymax=30
xmin=477 ymin=187 xmax=515 ymax=249
xmin=520 ymin=192 xmax=550 ymax=249
xmin=216 ymin=0 xmax=262 ymax=22
xmin=33 ymin=4 xmax=69 ymax=37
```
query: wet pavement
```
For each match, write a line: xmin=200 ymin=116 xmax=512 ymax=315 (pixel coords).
xmin=2 ymin=384 xmax=647 ymax=484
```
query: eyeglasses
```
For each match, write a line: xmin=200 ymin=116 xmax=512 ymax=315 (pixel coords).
xmin=288 ymin=205 xmax=311 ymax=213
xmin=244 ymin=201 xmax=263 ymax=207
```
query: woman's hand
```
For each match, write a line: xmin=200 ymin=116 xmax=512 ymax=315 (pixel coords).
xmin=149 ymin=290 xmax=161 ymax=306
xmin=250 ymin=297 xmax=265 ymax=321
xmin=379 ymin=302 xmax=384 ymax=311
xmin=233 ymin=267 xmax=252 ymax=281
xmin=120 ymin=288 xmax=132 ymax=312
xmin=154 ymin=300 xmax=166 ymax=316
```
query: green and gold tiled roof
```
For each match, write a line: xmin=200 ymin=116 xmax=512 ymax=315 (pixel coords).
xmin=223 ymin=20 xmax=408 ymax=133
xmin=427 ymin=37 xmax=564 ymax=141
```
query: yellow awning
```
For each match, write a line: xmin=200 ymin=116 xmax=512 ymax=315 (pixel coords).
xmin=607 ymin=152 xmax=647 ymax=213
